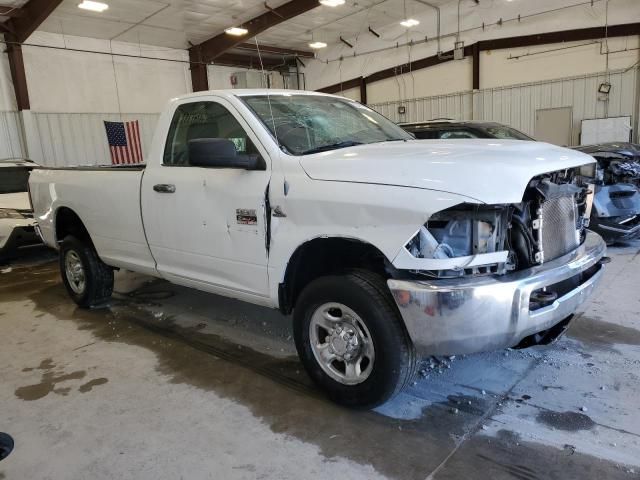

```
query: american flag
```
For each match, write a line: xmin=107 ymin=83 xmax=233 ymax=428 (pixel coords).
xmin=104 ymin=120 xmax=143 ymax=164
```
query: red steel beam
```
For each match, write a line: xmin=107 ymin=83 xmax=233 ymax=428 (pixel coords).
xmin=6 ymin=43 xmax=30 ymax=110
xmin=192 ymin=0 xmax=319 ymax=64
xmin=188 ymin=0 xmax=319 ymax=92
xmin=6 ymin=0 xmax=63 ymax=43
xmin=234 ymin=42 xmax=314 ymax=58
xmin=3 ymin=0 xmax=64 ymax=110
xmin=0 ymin=6 xmax=26 ymax=17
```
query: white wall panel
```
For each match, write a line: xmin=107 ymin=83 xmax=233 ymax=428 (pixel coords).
xmin=371 ymin=67 xmax=638 ymax=146
xmin=23 ymin=32 xmax=191 ymax=114
xmin=25 ymin=112 xmax=159 ymax=166
xmin=371 ymin=91 xmax=473 ymax=124
xmin=0 ymin=111 xmax=26 ymax=159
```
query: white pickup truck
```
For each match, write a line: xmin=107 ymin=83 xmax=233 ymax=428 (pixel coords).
xmin=30 ymin=89 xmax=607 ymax=407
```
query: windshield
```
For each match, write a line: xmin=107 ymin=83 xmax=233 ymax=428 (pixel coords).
xmin=242 ymin=94 xmax=412 ymax=155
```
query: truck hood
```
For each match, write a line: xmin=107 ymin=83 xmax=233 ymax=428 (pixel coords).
xmin=299 ymin=139 xmax=595 ymax=204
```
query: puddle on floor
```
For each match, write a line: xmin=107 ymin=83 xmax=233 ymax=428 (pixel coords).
xmin=434 ymin=429 xmax=634 ymax=480
xmin=567 ymin=316 xmax=640 ymax=347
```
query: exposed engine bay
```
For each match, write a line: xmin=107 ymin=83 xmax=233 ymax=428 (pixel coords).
xmin=406 ymin=167 xmax=593 ymax=278
xmin=574 ymin=142 xmax=640 ymax=186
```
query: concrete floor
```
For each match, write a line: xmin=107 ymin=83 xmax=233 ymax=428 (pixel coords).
xmin=1 ymin=244 xmax=640 ymax=480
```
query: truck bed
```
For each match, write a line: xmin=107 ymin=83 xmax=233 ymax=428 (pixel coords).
xmin=29 ymin=166 xmax=156 ymax=274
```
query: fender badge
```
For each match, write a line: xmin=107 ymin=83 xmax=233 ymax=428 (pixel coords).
xmin=236 ymin=209 xmax=257 ymax=225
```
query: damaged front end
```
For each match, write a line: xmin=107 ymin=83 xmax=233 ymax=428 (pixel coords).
xmin=388 ymin=166 xmax=607 ymax=356
xmin=395 ymin=166 xmax=594 ymax=280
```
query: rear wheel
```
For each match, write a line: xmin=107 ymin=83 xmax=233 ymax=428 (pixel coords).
xmin=59 ymin=235 xmax=113 ymax=308
xmin=293 ymin=270 xmax=416 ymax=408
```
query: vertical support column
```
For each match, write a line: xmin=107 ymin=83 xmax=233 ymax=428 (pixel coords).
xmin=189 ymin=47 xmax=209 ymax=92
xmin=5 ymin=39 xmax=30 ymax=110
xmin=360 ymin=76 xmax=367 ymax=104
xmin=472 ymin=43 xmax=480 ymax=91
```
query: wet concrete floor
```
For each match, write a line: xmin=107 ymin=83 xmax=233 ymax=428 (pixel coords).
xmin=1 ymin=243 xmax=640 ymax=479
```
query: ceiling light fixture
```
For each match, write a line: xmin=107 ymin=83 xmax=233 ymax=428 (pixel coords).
xmin=320 ymin=0 xmax=345 ymax=6
xmin=400 ymin=18 xmax=420 ymax=27
xmin=225 ymin=26 xmax=249 ymax=36
xmin=309 ymin=41 xmax=327 ymax=49
xmin=78 ymin=0 xmax=109 ymax=12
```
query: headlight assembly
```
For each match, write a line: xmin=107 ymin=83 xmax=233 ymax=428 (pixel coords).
xmin=395 ymin=204 xmax=512 ymax=277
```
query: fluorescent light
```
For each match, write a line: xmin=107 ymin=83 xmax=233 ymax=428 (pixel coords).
xmin=400 ymin=18 xmax=420 ymax=27
xmin=225 ymin=26 xmax=248 ymax=36
xmin=78 ymin=0 xmax=109 ymax=12
xmin=320 ymin=0 xmax=345 ymax=6
xmin=309 ymin=41 xmax=327 ymax=49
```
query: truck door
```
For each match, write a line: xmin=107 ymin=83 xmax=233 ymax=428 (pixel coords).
xmin=141 ymin=97 xmax=272 ymax=302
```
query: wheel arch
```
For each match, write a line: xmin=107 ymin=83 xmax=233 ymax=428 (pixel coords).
xmin=278 ymin=236 xmax=392 ymax=315
xmin=54 ymin=206 xmax=94 ymax=247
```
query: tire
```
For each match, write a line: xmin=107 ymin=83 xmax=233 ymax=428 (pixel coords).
xmin=59 ymin=235 xmax=113 ymax=308
xmin=293 ymin=270 xmax=417 ymax=408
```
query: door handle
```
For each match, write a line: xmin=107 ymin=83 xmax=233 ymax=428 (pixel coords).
xmin=153 ymin=184 xmax=176 ymax=193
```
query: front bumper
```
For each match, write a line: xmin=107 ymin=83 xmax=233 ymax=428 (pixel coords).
xmin=388 ymin=231 xmax=606 ymax=356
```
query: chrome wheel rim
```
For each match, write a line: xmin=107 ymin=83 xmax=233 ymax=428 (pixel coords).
xmin=64 ymin=250 xmax=86 ymax=295
xmin=309 ymin=302 xmax=375 ymax=385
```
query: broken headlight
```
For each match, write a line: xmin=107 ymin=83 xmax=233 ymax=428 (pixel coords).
xmin=403 ymin=204 xmax=511 ymax=277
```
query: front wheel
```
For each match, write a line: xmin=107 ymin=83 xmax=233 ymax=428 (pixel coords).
xmin=293 ymin=271 xmax=417 ymax=408
xmin=60 ymin=235 xmax=114 ymax=308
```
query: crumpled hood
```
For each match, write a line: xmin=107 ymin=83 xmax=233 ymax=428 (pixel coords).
xmin=299 ymin=139 xmax=595 ymax=204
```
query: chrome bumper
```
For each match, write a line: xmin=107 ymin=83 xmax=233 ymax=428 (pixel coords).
xmin=388 ymin=231 xmax=606 ymax=356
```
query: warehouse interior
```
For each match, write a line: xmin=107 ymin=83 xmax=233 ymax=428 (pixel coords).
xmin=1 ymin=0 xmax=640 ymax=479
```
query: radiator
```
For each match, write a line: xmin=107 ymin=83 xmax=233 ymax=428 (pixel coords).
xmin=539 ymin=196 xmax=580 ymax=262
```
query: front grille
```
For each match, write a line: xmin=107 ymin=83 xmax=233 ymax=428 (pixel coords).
xmin=539 ymin=196 xmax=579 ymax=262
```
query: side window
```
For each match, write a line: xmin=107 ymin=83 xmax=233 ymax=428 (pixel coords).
xmin=163 ymin=101 xmax=259 ymax=166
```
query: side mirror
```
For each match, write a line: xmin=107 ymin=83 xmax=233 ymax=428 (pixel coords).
xmin=188 ymin=138 xmax=266 ymax=170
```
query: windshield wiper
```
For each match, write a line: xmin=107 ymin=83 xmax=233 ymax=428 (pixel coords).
xmin=301 ymin=140 xmax=364 ymax=155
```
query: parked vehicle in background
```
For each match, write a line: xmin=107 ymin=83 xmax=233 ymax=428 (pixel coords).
xmin=400 ymin=119 xmax=534 ymax=140
xmin=0 ymin=159 xmax=41 ymax=262
xmin=400 ymin=121 xmax=640 ymax=244
xmin=30 ymin=91 xmax=606 ymax=408
xmin=574 ymin=143 xmax=640 ymax=186
xmin=571 ymin=143 xmax=640 ymax=244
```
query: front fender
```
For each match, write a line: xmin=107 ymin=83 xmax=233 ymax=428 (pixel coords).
xmin=267 ymin=174 xmax=480 ymax=300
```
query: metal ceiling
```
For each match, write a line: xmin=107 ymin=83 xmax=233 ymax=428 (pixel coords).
xmin=0 ymin=0 xmax=453 ymax=51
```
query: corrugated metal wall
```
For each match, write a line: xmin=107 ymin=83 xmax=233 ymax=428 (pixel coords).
xmin=25 ymin=113 xmax=160 ymax=166
xmin=0 ymin=67 xmax=637 ymax=164
xmin=372 ymin=92 xmax=474 ymax=125
xmin=371 ymin=67 xmax=639 ymax=146
xmin=0 ymin=111 xmax=27 ymax=159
